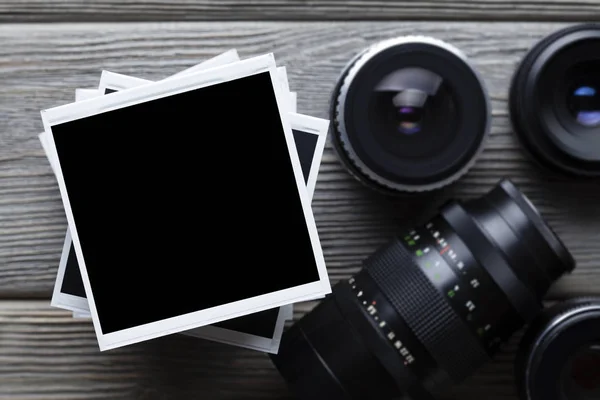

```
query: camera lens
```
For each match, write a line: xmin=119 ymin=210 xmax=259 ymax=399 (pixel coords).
xmin=330 ymin=36 xmax=490 ymax=193
xmin=515 ymin=298 xmax=600 ymax=400
xmin=270 ymin=179 xmax=575 ymax=400
xmin=510 ymin=24 xmax=600 ymax=176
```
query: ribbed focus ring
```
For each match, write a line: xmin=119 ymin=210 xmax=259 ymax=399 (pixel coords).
xmin=365 ymin=238 xmax=490 ymax=382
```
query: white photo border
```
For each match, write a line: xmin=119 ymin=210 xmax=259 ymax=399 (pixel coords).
xmin=41 ymin=54 xmax=331 ymax=351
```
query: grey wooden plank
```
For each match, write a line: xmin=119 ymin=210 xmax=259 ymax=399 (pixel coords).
xmin=1 ymin=0 xmax=600 ymax=22
xmin=0 ymin=300 xmax=526 ymax=399
xmin=0 ymin=21 xmax=597 ymax=300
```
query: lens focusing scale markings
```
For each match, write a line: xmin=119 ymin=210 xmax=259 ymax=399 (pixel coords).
xmin=349 ymin=276 xmax=417 ymax=368
xmin=404 ymin=220 xmax=507 ymax=353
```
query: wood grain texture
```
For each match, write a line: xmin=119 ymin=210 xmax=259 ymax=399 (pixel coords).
xmin=1 ymin=21 xmax=598 ymax=299
xmin=1 ymin=0 xmax=600 ymax=22
xmin=0 ymin=300 xmax=527 ymax=399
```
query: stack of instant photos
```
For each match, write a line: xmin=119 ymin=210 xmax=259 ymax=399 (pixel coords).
xmin=40 ymin=49 xmax=332 ymax=352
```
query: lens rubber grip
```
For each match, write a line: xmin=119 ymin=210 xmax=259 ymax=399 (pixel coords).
xmin=365 ymin=237 xmax=490 ymax=383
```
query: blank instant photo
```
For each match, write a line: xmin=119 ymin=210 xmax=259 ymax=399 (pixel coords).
xmin=41 ymin=53 xmax=331 ymax=351
xmin=44 ymin=53 xmax=326 ymax=353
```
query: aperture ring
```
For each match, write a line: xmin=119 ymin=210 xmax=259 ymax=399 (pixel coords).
xmin=365 ymin=237 xmax=489 ymax=383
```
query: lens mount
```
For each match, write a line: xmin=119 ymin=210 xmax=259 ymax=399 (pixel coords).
xmin=331 ymin=36 xmax=491 ymax=193
xmin=516 ymin=298 xmax=600 ymax=400
xmin=510 ymin=24 xmax=600 ymax=176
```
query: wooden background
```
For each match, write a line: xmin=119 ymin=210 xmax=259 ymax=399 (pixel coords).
xmin=2 ymin=3 xmax=600 ymax=399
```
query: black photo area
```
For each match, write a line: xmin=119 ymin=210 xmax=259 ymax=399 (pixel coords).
xmin=62 ymin=82 xmax=320 ymax=339
xmin=61 ymin=244 xmax=86 ymax=298
xmin=52 ymin=72 xmax=321 ymax=334
xmin=292 ymin=129 xmax=319 ymax=183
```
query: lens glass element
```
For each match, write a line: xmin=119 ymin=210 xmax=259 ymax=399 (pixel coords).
xmin=397 ymin=106 xmax=423 ymax=135
xmin=372 ymin=68 xmax=457 ymax=154
xmin=566 ymin=62 xmax=600 ymax=128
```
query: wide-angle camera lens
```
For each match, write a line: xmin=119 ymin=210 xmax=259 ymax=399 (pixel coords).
xmin=515 ymin=298 xmax=600 ymax=400
xmin=270 ymin=179 xmax=575 ymax=400
xmin=330 ymin=36 xmax=491 ymax=194
xmin=510 ymin=23 xmax=600 ymax=176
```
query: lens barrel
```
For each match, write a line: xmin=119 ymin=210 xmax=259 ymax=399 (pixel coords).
xmin=515 ymin=298 xmax=600 ymax=400
xmin=271 ymin=179 xmax=575 ymax=400
xmin=510 ymin=23 xmax=600 ymax=176
xmin=330 ymin=36 xmax=491 ymax=193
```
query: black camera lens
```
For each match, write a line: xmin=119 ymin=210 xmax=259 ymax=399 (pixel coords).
xmin=515 ymin=298 xmax=600 ymax=400
xmin=271 ymin=179 xmax=575 ymax=400
xmin=330 ymin=37 xmax=491 ymax=194
xmin=510 ymin=24 xmax=600 ymax=176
